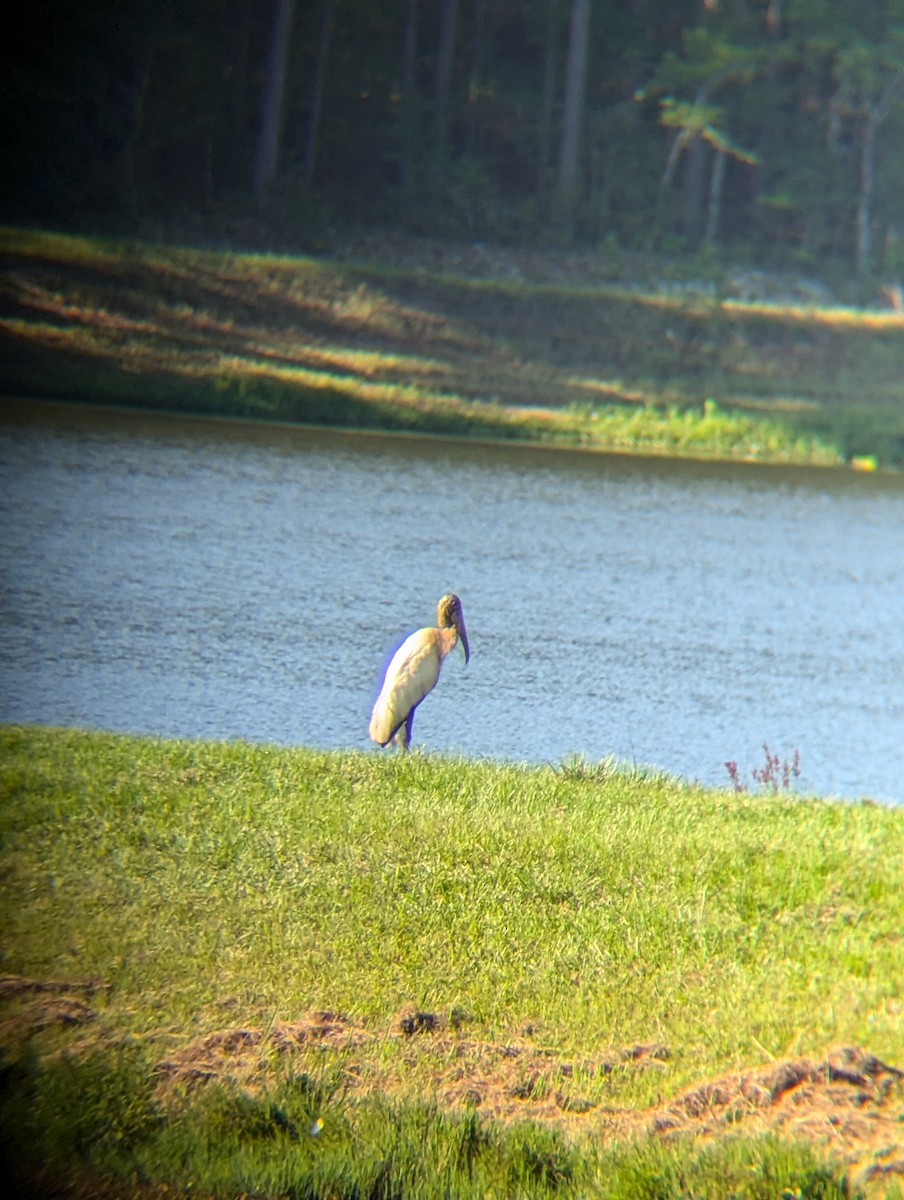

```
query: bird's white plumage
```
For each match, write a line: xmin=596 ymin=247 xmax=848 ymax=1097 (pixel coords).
xmin=369 ymin=627 xmax=445 ymax=746
xmin=369 ymin=593 xmax=469 ymax=751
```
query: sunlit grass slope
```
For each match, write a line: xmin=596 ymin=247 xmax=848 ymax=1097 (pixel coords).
xmin=1 ymin=726 xmax=902 ymax=1198
xmin=1 ymin=726 xmax=901 ymax=1077
xmin=2 ymin=226 xmax=903 ymax=467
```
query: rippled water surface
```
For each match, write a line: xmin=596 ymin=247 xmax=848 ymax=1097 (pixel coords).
xmin=2 ymin=401 xmax=902 ymax=802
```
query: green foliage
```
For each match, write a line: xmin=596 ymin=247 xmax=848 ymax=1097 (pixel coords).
xmin=0 ymin=1043 xmax=164 ymax=1195
xmin=0 ymin=1050 xmax=858 ymax=1200
xmin=597 ymin=1136 xmax=851 ymax=1200
xmin=4 ymin=0 xmax=904 ymax=269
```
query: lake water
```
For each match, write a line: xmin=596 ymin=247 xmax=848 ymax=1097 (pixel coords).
xmin=1 ymin=400 xmax=902 ymax=803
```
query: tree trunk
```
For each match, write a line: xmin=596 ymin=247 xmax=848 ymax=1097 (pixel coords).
xmin=433 ymin=0 xmax=460 ymax=166
xmin=302 ymin=0 xmax=336 ymax=190
xmin=681 ymin=131 xmax=707 ymax=243
xmin=120 ymin=41 xmax=155 ymax=218
xmin=703 ymin=146 xmax=726 ymax=245
xmin=856 ymin=112 xmax=876 ymax=275
xmin=466 ymin=0 xmax=489 ymax=159
xmin=649 ymin=76 xmax=722 ymax=249
xmin=765 ymin=0 xmax=782 ymax=38
xmin=252 ymin=0 xmax=295 ymax=205
xmin=536 ymin=0 xmax=560 ymax=201
xmin=555 ymin=0 xmax=592 ymax=232
xmin=399 ymin=0 xmax=419 ymax=189
xmin=854 ymin=75 xmax=902 ymax=276
xmin=226 ymin=0 xmax=255 ymax=190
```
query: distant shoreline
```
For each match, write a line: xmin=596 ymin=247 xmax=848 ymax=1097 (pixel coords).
xmin=2 ymin=226 xmax=902 ymax=471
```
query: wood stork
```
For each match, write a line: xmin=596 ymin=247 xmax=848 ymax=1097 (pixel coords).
xmin=369 ymin=593 xmax=470 ymax=751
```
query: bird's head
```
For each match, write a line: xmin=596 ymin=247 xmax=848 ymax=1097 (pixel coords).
xmin=437 ymin=593 xmax=470 ymax=664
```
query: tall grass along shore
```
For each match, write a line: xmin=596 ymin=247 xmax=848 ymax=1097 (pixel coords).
xmin=1 ymin=725 xmax=902 ymax=1198
xmin=2 ymin=226 xmax=904 ymax=470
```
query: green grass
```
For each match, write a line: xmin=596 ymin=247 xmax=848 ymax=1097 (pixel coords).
xmin=1 ymin=725 xmax=902 ymax=1197
xmin=2 ymin=1052 xmax=856 ymax=1200
xmin=2 ymin=225 xmax=903 ymax=468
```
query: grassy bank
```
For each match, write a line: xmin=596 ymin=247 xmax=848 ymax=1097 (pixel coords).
xmin=1 ymin=726 xmax=902 ymax=1197
xmin=2 ymin=226 xmax=904 ymax=468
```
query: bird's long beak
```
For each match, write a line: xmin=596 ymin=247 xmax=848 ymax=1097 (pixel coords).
xmin=456 ymin=614 xmax=470 ymax=664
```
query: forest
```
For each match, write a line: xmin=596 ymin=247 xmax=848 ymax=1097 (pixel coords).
xmin=3 ymin=1 xmax=904 ymax=281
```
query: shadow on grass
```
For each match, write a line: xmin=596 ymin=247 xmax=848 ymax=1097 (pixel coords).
xmin=2 ymin=226 xmax=903 ymax=466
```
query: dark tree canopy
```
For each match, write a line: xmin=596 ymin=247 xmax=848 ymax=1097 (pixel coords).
xmin=4 ymin=0 xmax=904 ymax=275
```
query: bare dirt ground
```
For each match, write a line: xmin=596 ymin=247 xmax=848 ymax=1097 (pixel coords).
xmin=3 ymin=976 xmax=902 ymax=1192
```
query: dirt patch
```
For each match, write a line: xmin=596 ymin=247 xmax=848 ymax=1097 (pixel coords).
xmin=155 ymin=1006 xmax=672 ymax=1126
xmin=0 ymin=974 xmax=110 ymax=999
xmin=154 ymin=1009 xmax=378 ymax=1091
xmin=152 ymin=1008 xmax=904 ymax=1188
xmin=0 ymin=974 xmax=108 ymax=1046
xmin=3 ymin=980 xmax=902 ymax=1189
xmin=646 ymin=1046 xmax=904 ymax=1188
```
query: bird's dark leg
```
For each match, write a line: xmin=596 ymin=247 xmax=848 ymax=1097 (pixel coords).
xmin=398 ymin=707 xmax=416 ymax=752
